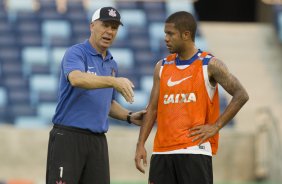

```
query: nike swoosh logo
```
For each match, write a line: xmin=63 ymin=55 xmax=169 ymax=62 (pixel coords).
xmin=88 ymin=66 xmax=95 ymax=69
xmin=167 ymin=75 xmax=192 ymax=87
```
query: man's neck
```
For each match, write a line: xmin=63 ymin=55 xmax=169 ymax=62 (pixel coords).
xmin=178 ymin=44 xmax=198 ymax=60
xmin=89 ymin=39 xmax=107 ymax=59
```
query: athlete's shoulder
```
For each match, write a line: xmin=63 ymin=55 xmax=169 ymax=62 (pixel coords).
xmin=67 ymin=42 xmax=85 ymax=53
xmin=162 ymin=54 xmax=177 ymax=66
xmin=199 ymin=50 xmax=215 ymax=66
xmin=65 ymin=42 xmax=90 ymax=60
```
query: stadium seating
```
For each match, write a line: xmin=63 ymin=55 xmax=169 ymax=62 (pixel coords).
xmin=22 ymin=46 xmax=49 ymax=76
xmin=140 ymin=75 xmax=153 ymax=93
xmin=71 ymin=21 xmax=90 ymax=42
xmin=278 ymin=11 xmax=282 ymax=42
xmin=148 ymin=22 xmax=165 ymax=53
xmin=37 ymin=102 xmax=57 ymax=122
xmin=42 ymin=20 xmax=71 ymax=47
xmin=0 ymin=47 xmax=20 ymax=62
xmin=0 ymin=87 xmax=7 ymax=121
xmin=120 ymin=9 xmax=146 ymax=26
xmin=114 ymin=25 xmax=128 ymax=41
xmin=166 ymin=0 xmax=196 ymax=16
xmin=50 ymin=47 xmax=67 ymax=75
xmin=85 ymin=0 xmax=116 ymax=21
xmin=29 ymin=74 xmax=58 ymax=105
xmin=143 ymin=1 xmax=166 ymax=22
xmin=0 ymin=0 xmax=219 ymax=126
xmin=16 ymin=12 xmax=42 ymax=47
xmin=117 ymin=90 xmax=148 ymax=111
xmin=15 ymin=116 xmax=48 ymax=128
xmin=117 ymin=1 xmax=138 ymax=9
xmin=5 ymin=0 xmax=35 ymax=22
xmin=274 ymin=4 xmax=282 ymax=43
xmin=0 ymin=29 xmax=16 ymax=47
xmin=110 ymin=48 xmax=134 ymax=69
xmin=6 ymin=0 xmax=34 ymax=12
xmin=8 ymin=103 xmax=36 ymax=122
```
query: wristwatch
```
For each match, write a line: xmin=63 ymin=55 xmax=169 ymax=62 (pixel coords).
xmin=127 ymin=111 xmax=133 ymax=124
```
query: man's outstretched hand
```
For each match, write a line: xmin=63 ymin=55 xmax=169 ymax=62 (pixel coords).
xmin=130 ymin=110 xmax=147 ymax=126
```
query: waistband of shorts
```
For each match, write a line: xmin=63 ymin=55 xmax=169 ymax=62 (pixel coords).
xmin=53 ymin=124 xmax=105 ymax=135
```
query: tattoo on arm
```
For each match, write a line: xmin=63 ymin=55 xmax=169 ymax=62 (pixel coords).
xmin=208 ymin=58 xmax=242 ymax=96
xmin=208 ymin=57 xmax=249 ymax=128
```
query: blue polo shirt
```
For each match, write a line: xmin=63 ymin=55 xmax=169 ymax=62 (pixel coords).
xmin=52 ymin=40 xmax=118 ymax=133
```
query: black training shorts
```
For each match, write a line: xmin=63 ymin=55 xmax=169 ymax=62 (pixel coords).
xmin=149 ymin=154 xmax=213 ymax=184
xmin=46 ymin=125 xmax=110 ymax=184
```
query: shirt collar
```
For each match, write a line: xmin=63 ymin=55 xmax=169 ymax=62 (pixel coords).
xmin=84 ymin=39 xmax=113 ymax=61
xmin=175 ymin=49 xmax=202 ymax=65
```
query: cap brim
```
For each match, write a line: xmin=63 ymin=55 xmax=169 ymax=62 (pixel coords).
xmin=99 ymin=18 xmax=123 ymax=26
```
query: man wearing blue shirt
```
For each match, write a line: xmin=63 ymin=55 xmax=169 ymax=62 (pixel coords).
xmin=46 ymin=7 xmax=146 ymax=184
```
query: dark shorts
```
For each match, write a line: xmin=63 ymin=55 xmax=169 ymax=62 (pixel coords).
xmin=149 ymin=154 xmax=213 ymax=184
xmin=46 ymin=125 xmax=109 ymax=184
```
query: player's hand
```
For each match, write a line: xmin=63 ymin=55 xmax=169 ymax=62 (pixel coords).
xmin=130 ymin=110 xmax=147 ymax=126
xmin=188 ymin=124 xmax=220 ymax=145
xmin=113 ymin=77 xmax=134 ymax=103
xmin=135 ymin=143 xmax=147 ymax=174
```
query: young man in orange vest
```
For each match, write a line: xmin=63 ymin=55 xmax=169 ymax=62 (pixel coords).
xmin=135 ymin=11 xmax=249 ymax=184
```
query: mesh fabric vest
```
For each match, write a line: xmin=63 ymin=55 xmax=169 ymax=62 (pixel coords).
xmin=154 ymin=52 xmax=220 ymax=155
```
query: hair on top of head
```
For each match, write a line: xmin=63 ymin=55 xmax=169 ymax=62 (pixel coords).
xmin=165 ymin=11 xmax=197 ymax=42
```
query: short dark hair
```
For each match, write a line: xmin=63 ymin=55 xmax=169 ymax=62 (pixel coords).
xmin=165 ymin=11 xmax=197 ymax=42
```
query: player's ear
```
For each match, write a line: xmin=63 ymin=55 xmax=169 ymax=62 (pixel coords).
xmin=182 ymin=31 xmax=191 ymax=41
xmin=90 ymin=22 xmax=95 ymax=33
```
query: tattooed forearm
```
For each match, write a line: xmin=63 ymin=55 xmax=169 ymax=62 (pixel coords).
xmin=208 ymin=58 xmax=249 ymax=129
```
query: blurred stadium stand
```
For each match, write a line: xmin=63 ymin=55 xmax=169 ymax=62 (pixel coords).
xmin=0 ymin=0 xmax=182 ymax=125
xmin=274 ymin=4 xmax=282 ymax=42
xmin=0 ymin=0 xmax=281 ymax=183
xmin=0 ymin=0 xmax=280 ymax=127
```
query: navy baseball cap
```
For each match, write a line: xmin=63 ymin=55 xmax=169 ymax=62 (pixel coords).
xmin=91 ymin=7 xmax=123 ymax=26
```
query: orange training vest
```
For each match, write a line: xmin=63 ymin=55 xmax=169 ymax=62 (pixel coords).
xmin=154 ymin=52 xmax=220 ymax=155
